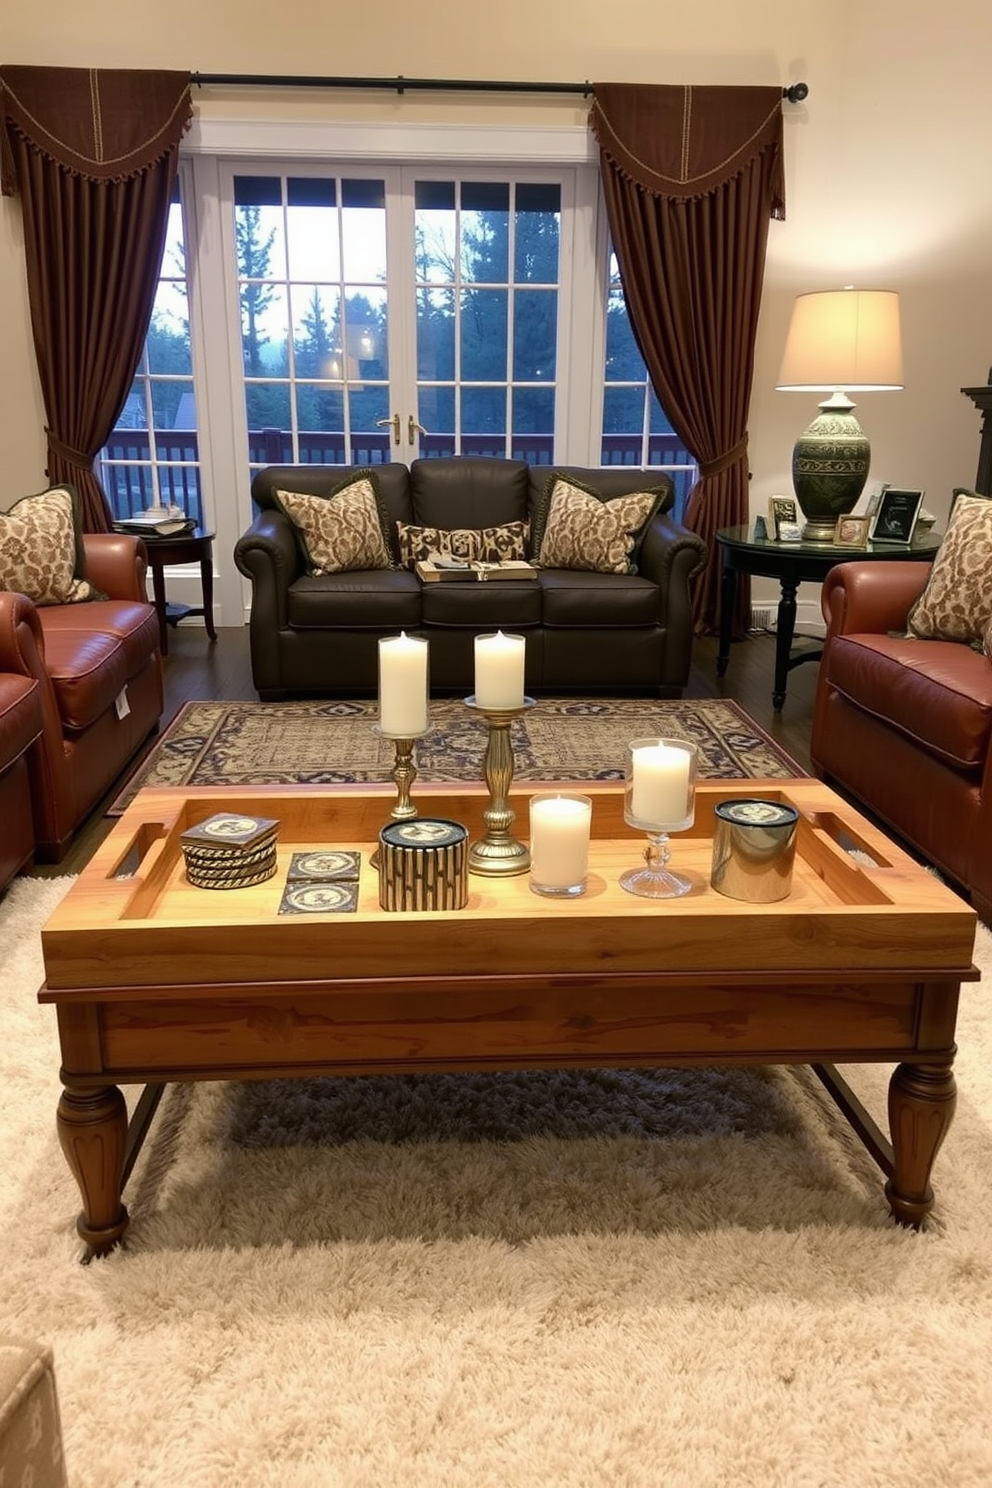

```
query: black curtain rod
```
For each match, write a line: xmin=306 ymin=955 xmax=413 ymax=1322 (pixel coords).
xmin=189 ymin=72 xmax=809 ymax=104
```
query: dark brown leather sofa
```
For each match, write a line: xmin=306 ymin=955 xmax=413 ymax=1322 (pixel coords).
xmin=234 ymin=458 xmax=708 ymax=699
xmin=0 ymin=671 xmax=43 ymax=890
xmin=810 ymin=561 xmax=992 ymax=922
xmin=0 ymin=534 xmax=163 ymax=862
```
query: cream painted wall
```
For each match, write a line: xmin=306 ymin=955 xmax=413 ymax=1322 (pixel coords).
xmin=3 ymin=1 xmax=992 ymax=623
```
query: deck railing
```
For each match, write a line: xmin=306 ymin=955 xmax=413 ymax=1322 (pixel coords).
xmin=97 ymin=429 xmax=698 ymax=522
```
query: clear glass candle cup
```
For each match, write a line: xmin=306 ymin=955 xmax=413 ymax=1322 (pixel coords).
xmin=621 ymin=737 xmax=699 ymax=898
xmin=528 ymin=792 xmax=593 ymax=898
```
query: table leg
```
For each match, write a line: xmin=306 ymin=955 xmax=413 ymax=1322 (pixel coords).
xmin=199 ymin=550 xmax=217 ymax=641
xmin=884 ymin=1059 xmax=956 ymax=1227
xmin=717 ymin=561 xmax=737 ymax=677
xmin=57 ymin=1083 xmax=130 ymax=1256
xmin=772 ymin=578 xmax=798 ymax=710
xmin=149 ymin=560 xmax=169 ymax=656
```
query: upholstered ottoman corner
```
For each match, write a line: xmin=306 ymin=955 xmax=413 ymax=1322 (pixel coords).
xmin=0 ymin=1338 xmax=68 ymax=1487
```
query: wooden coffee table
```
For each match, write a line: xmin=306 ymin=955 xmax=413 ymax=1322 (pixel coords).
xmin=39 ymin=780 xmax=977 ymax=1255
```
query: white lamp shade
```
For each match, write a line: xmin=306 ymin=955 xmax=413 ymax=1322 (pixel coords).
xmin=776 ymin=289 xmax=903 ymax=392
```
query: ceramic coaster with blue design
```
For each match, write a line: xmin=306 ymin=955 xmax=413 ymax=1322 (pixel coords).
xmin=286 ymin=850 xmax=361 ymax=883
xmin=278 ymin=880 xmax=359 ymax=915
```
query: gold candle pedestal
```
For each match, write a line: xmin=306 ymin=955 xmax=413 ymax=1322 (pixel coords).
xmin=463 ymin=695 xmax=535 ymax=876
xmin=370 ymin=727 xmax=428 ymax=868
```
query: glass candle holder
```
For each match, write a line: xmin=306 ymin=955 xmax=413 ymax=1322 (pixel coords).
xmin=529 ymin=793 xmax=593 ymax=898
xmin=621 ymin=736 xmax=699 ymax=899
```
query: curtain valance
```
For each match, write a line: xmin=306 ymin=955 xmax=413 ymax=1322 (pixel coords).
xmin=0 ymin=66 xmax=191 ymax=195
xmin=590 ymin=83 xmax=785 ymax=218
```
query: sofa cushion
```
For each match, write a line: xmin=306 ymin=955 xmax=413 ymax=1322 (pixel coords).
xmin=410 ymin=457 xmax=530 ymax=529
xmin=0 ymin=485 xmax=98 ymax=606
xmin=397 ymin=521 xmax=529 ymax=568
xmin=533 ymin=476 xmax=662 ymax=574
xmin=39 ymin=601 xmax=161 ymax=678
xmin=907 ymin=491 xmax=992 ymax=646
xmin=826 ymin=632 xmax=992 ymax=771
xmin=539 ymin=569 xmax=661 ymax=627
xmin=421 ymin=578 xmax=542 ymax=628
xmin=286 ymin=570 xmax=422 ymax=630
xmin=274 ymin=470 xmax=397 ymax=574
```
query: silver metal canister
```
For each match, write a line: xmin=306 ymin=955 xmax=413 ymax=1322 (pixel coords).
xmin=378 ymin=818 xmax=469 ymax=911
xmin=710 ymin=799 xmax=799 ymax=903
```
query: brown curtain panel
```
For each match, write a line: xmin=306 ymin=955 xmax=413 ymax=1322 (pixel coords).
xmin=591 ymin=84 xmax=785 ymax=636
xmin=0 ymin=67 xmax=192 ymax=531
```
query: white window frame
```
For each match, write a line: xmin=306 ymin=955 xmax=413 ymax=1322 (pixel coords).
xmin=180 ymin=119 xmax=610 ymax=626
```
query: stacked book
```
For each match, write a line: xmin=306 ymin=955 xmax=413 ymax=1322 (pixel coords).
xmin=415 ymin=558 xmax=537 ymax=582
xmin=180 ymin=812 xmax=280 ymax=890
xmin=114 ymin=512 xmax=197 ymax=538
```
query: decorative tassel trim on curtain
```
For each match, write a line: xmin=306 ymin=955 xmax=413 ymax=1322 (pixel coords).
xmin=0 ymin=66 xmax=192 ymax=195
xmin=590 ymin=83 xmax=785 ymax=219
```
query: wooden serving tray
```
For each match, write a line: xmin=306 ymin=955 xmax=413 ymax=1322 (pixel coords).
xmin=41 ymin=780 xmax=977 ymax=992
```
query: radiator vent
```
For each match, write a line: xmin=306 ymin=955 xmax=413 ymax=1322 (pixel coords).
xmin=750 ymin=606 xmax=775 ymax=632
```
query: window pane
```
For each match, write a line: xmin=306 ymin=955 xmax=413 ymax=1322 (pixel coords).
xmin=461 ymin=183 xmax=509 ymax=282
xmin=242 ymin=285 xmax=288 ymax=377
xmin=291 ymin=285 xmax=341 ymax=377
xmin=151 ymin=381 xmax=193 ymax=432
xmin=348 ymin=384 xmax=388 ymax=437
xmin=514 ymin=186 xmax=560 ymax=284
xmin=341 ymin=181 xmax=386 ymax=281
xmin=296 ymin=385 xmax=343 ymax=434
xmin=461 ymin=386 xmax=506 ymax=435
xmin=417 ymin=287 xmax=455 ymax=379
xmin=245 ymin=381 xmax=291 ymax=432
xmin=512 ymin=386 xmax=554 ymax=435
xmin=345 ymin=289 xmax=388 ymax=379
xmin=147 ymin=282 xmax=191 ymax=375
xmin=461 ymin=289 xmax=507 ymax=379
xmin=418 ymin=384 xmax=455 ymax=434
xmin=235 ymin=192 xmax=287 ymax=280
xmin=513 ymin=290 xmax=556 ymax=381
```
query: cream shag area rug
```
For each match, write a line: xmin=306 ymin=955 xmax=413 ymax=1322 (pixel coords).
xmin=4 ymin=876 xmax=992 ymax=1487
xmin=109 ymin=697 xmax=801 ymax=814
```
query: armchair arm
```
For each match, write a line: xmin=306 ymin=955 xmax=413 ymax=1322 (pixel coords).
xmin=0 ymin=590 xmax=46 ymax=679
xmin=82 ymin=533 xmax=148 ymax=601
xmin=821 ymin=561 xmax=931 ymax=639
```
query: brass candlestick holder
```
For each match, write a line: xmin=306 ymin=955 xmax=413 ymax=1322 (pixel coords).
xmin=464 ymin=696 xmax=535 ymax=876
xmin=370 ymin=726 xmax=428 ymax=867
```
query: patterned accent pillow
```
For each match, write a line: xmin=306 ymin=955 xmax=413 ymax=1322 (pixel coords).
xmin=273 ymin=470 xmax=395 ymax=574
xmin=985 ymin=611 xmax=992 ymax=659
xmin=397 ymin=521 xmax=529 ymax=569
xmin=0 ymin=484 xmax=96 ymax=605
xmin=534 ymin=477 xmax=660 ymax=574
xmin=907 ymin=492 xmax=992 ymax=645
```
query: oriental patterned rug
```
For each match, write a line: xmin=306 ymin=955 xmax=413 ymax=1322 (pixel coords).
xmin=109 ymin=696 xmax=802 ymax=815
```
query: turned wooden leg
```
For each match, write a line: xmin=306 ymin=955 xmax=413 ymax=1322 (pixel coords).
xmin=57 ymin=1084 xmax=130 ymax=1255
xmin=885 ymin=1059 xmax=957 ymax=1227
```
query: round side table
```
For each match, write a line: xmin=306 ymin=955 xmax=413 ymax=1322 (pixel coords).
xmin=142 ymin=526 xmax=217 ymax=656
xmin=716 ymin=524 xmax=942 ymax=711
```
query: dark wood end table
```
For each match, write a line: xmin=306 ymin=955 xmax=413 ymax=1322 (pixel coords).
xmin=716 ymin=524 xmax=942 ymax=711
xmin=142 ymin=526 xmax=217 ymax=656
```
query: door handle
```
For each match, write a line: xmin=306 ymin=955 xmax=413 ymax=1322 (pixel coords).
xmin=376 ymin=414 xmax=400 ymax=445
xmin=408 ymin=415 xmax=429 ymax=446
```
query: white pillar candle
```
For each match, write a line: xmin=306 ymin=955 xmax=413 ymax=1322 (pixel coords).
xmin=474 ymin=631 xmax=526 ymax=710
xmin=631 ymin=742 xmax=690 ymax=825
xmin=378 ymin=633 xmax=429 ymax=736
xmin=529 ymin=794 xmax=592 ymax=892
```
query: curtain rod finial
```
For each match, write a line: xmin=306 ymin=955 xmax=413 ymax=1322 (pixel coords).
xmin=783 ymin=82 xmax=808 ymax=103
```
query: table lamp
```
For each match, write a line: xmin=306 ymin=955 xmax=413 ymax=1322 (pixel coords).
xmin=776 ymin=288 xmax=903 ymax=541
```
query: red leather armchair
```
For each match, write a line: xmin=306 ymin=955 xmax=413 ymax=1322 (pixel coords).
xmin=0 ymin=533 xmax=163 ymax=861
xmin=810 ymin=561 xmax=992 ymax=923
xmin=0 ymin=671 xmax=43 ymax=889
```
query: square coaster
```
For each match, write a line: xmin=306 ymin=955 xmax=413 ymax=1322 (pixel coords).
xmin=286 ymin=850 xmax=361 ymax=883
xmin=278 ymin=880 xmax=359 ymax=915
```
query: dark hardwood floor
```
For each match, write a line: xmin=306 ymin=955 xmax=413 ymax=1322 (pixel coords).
xmin=39 ymin=622 xmax=820 ymax=877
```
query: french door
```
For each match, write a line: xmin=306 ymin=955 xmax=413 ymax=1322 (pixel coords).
xmin=228 ymin=163 xmax=583 ymax=475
